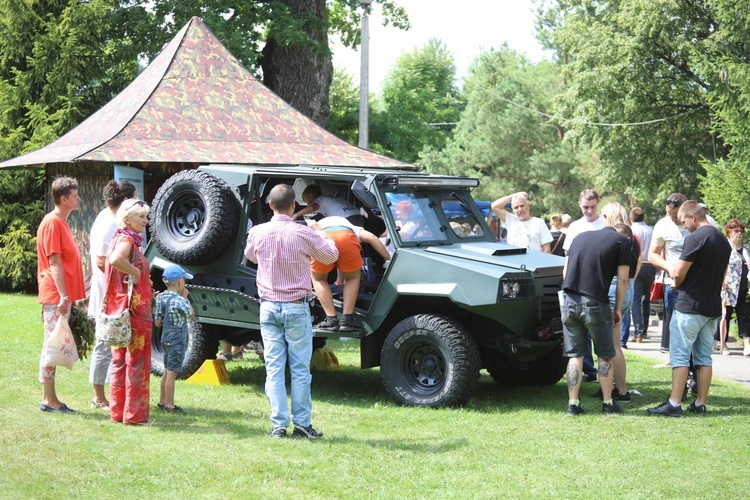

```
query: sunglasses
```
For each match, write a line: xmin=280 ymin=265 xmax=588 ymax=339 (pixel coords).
xmin=665 ymin=200 xmax=682 ymax=208
xmin=126 ymin=199 xmax=147 ymax=208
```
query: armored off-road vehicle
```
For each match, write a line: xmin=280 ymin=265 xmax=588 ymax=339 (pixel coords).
xmin=145 ymin=165 xmax=566 ymax=407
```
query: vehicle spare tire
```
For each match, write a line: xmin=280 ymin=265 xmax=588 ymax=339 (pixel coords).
xmin=150 ymin=170 xmax=239 ymax=265
xmin=381 ymin=314 xmax=480 ymax=408
xmin=151 ymin=321 xmax=220 ymax=379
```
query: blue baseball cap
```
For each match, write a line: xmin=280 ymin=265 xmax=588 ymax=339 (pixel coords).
xmin=162 ymin=265 xmax=193 ymax=283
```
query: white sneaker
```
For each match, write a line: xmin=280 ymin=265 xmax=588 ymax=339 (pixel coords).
xmin=721 ymin=348 xmax=731 ymax=356
xmin=744 ymin=344 xmax=750 ymax=357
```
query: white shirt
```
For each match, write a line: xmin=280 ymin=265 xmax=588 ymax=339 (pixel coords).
xmin=88 ymin=208 xmax=118 ymax=317
xmin=651 ymin=216 xmax=689 ymax=286
xmin=315 ymin=216 xmax=364 ymax=241
xmin=315 ymin=196 xmax=359 ymax=218
xmin=562 ymin=215 xmax=605 ymax=252
xmin=504 ymin=213 xmax=553 ymax=251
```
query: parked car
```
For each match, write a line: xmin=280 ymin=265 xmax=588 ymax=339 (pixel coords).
xmin=144 ymin=165 xmax=566 ymax=407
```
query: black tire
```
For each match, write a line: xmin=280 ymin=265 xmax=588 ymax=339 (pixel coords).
xmin=150 ymin=170 xmax=239 ymax=265
xmin=486 ymin=345 xmax=567 ymax=386
xmin=151 ymin=321 xmax=220 ymax=379
xmin=380 ymin=314 xmax=480 ymax=408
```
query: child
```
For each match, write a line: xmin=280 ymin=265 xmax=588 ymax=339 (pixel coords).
xmin=293 ymin=184 xmax=363 ymax=225
xmin=154 ymin=265 xmax=195 ymax=414
xmin=309 ymin=216 xmax=391 ymax=331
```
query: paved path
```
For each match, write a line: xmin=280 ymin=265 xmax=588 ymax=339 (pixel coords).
xmin=623 ymin=316 xmax=750 ymax=386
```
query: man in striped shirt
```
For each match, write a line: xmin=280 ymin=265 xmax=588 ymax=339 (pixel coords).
xmin=245 ymin=184 xmax=338 ymax=439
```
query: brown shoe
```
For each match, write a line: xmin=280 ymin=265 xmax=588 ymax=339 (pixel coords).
xmin=634 ymin=338 xmax=643 ymax=343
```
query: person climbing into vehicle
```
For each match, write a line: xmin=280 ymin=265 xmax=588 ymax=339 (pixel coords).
xmin=310 ymin=216 xmax=392 ymax=332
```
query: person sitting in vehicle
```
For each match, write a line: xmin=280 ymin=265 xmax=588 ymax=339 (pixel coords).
xmin=293 ymin=184 xmax=363 ymax=225
xmin=310 ymin=216 xmax=391 ymax=332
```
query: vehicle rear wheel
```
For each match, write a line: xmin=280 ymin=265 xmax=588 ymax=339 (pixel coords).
xmin=151 ymin=321 xmax=220 ymax=379
xmin=150 ymin=169 xmax=239 ymax=265
xmin=381 ymin=314 xmax=479 ymax=408
xmin=486 ymin=345 xmax=566 ymax=386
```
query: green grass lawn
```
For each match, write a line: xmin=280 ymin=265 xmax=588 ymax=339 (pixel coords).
xmin=2 ymin=292 xmax=749 ymax=498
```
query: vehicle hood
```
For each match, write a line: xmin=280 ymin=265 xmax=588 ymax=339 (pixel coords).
xmin=423 ymin=242 xmax=565 ymax=273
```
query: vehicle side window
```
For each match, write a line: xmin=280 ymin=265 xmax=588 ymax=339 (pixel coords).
xmin=386 ymin=193 xmax=447 ymax=243
xmin=441 ymin=199 xmax=484 ymax=238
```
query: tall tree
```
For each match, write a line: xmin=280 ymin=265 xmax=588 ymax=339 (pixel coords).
xmin=535 ymin=0 xmax=726 ymax=207
xmin=422 ymin=46 xmax=592 ymax=216
xmin=369 ymin=38 xmax=462 ymax=163
xmin=326 ymin=67 xmax=360 ymax=144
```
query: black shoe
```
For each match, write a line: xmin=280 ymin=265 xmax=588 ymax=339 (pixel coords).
xmin=39 ymin=403 xmax=75 ymax=413
xmin=621 ymin=344 xmax=628 ymax=349
xmin=687 ymin=401 xmax=708 ymax=415
xmin=315 ymin=316 xmax=339 ymax=331
xmin=647 ymin=400 xmax=683 ymax=417
xmin=292 ymin=424 xmax=324 ymax=439
xmin=338 ymin=315 xmax=365 ymax=332
xmin=602 ymin=402 xmax=622 ymax=414
xmin=687 ymin=376 xmax=698 ymax=396
xmin=164 ymin=405 xmax=186 ymax=415
xmin=582 ymin=373 xmax=598 ymax=383
xmin=566 ymin=404 xmax=584 ymax=416
xmin=270 ymin=427 xmax=287 ymax=439
xmin=591 ymin=388 xmax=603 ymax=399
xmin=613 ymin=389 xmax=631 ymax=402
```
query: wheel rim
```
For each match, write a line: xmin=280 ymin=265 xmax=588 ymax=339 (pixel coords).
xmin=402 ymin=340 xmax=445 ymax=394
xmin=168 ymin=194 xmax=205 ymax=239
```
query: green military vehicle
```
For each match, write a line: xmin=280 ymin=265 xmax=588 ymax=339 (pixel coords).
xmin=145 ymin=164 xmax=566 ymax=408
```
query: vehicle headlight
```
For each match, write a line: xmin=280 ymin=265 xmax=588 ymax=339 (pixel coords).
xmin=499 ymin=278 xmax=531 ymax=300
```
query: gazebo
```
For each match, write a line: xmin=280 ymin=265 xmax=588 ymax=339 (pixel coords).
xmin=0 ymin=16 xmax=409 ymax=276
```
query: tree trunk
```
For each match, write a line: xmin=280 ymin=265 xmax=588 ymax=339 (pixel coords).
xmin=260 ymin=0 xmax=332 ymax=127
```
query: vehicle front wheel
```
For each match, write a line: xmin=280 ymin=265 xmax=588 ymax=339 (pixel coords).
xmin=380 ymin=314 xmax=480 ymax=408
xmin=151 ymin=321 xmax=220 ymax=379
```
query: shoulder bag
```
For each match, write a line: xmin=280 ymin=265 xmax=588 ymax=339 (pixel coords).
xmin=649 ymin=271 xmax=664 ymax=302
xmin=96 ymin=270 xmax=133 ymax=348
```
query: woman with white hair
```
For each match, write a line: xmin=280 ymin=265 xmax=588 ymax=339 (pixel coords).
xmin=600 ymin=201 xmax=641 ymax=401
xmin=104 ymin=199 xmax=153 ymax=425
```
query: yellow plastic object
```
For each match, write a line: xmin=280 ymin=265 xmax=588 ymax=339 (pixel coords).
xmin=310 ymin=347 xmax=341 ymax=372
xmin=185 ymin=359 xmax=230 ymax=385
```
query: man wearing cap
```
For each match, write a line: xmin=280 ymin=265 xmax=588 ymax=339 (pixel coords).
xmin=154 ymin=265 xmax=195 ymax=414
xmin=490 ymin=191 xmax=553 ymax=252
xmin=245 ymin=184 xmax=338 ymax=439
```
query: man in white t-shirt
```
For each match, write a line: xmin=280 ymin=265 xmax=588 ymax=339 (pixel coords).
xmin=562 ymin=188 xmax=605 ymax=254
xmin=490 ymin=192 xmax=552 ymax=252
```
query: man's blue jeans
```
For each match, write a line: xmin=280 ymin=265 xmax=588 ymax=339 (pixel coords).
xmin=259 ymin=300 xmax=313 ymax=429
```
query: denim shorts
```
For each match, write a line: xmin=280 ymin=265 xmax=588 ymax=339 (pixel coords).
xmin=608 ymin=277 xmax=634 ymax=314
xmin=162 ymin=342 xmax=186 ymax=373
xmin=560 ymin=291 xmax=615 ymax=359
xmin=669 ymin=310 xmax=717 ymax=367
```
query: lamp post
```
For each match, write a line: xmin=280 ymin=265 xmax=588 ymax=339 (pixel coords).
xmin=358 ymin=0 xmax=374 ymax=149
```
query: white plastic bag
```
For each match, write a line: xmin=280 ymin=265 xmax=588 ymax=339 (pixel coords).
xmin=42 ymin=316 xmax=79 ymax=369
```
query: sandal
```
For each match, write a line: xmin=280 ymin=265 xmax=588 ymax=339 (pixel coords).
xmin=216 ymin=352 xmax=232 ymax=362
xmin=91 ymin=400 xmax=110 ymax=410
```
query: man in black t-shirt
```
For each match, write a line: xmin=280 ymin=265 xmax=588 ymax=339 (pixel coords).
xmin=560 ymin=227 xmax=630 ymax=416
xmin=648 ymin=201 xmax=731 ymax=417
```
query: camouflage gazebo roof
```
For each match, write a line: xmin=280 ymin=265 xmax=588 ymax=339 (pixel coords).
xmin=0 ymin=16 xmax=409 ymax=169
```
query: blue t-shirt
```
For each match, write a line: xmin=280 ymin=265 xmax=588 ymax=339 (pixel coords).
xmin=154 ymin=290 xmax=192 ymax=347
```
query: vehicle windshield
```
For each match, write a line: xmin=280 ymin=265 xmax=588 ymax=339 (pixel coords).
xmin=384 ymin=190 xmax=487 ymax=246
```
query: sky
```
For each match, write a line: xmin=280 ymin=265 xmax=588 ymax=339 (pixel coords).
xmin=331 ymin=0 xmax=552 ymax=91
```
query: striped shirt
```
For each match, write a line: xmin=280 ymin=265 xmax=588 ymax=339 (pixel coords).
xmin=245 ymin=214 xmax=339 ymax=302
xmin=631 ymin=221 xmax=653 ymax=263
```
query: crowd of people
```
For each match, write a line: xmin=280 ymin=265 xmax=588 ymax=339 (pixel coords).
xmin=489 ymin=188 xmax=745 ymax=416
xmin=35 ymin=176 xmax=747 ymax=428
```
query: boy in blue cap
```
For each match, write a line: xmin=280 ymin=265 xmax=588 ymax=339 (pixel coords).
xmin=154 ymin=265 xmax=195 ymax=414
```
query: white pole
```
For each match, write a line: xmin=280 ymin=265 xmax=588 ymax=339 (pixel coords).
xmin=358 ymin=1 xmax=371 ymax=149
